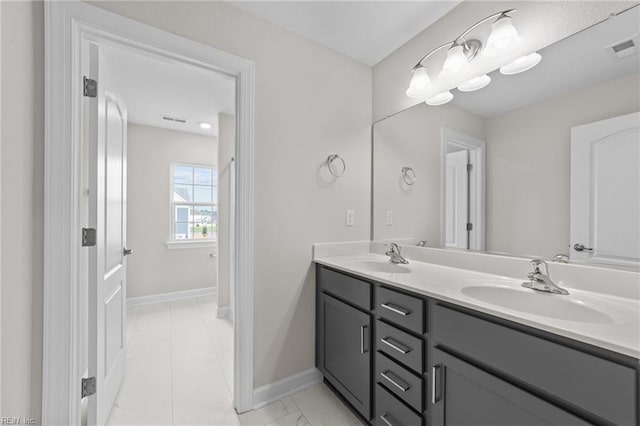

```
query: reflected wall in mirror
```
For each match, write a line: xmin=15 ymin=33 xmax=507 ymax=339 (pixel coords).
xmin=373 ymin=5 xmax=640 ymax=267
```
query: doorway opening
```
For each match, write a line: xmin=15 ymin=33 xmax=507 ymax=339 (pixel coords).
xmin=43 ymin=2 xmax=255 ymax=424
xmin=441 ymin=128 xmax=486 ymax=251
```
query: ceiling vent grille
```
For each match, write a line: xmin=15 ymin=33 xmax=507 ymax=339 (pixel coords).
xmin=609 ymin=36 xmax=638 ymax=59
xmin=162 ymin=115 xmax=187 ymax=123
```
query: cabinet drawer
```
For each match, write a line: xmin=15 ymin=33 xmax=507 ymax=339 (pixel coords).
xmin=376 ymin=384 xmax=422 ymax=426
xmin=377 ymin=320 xmax=424 ymax=373
xmin=376 ymin=352 xmax=423 ymax=413
xmin=433 ymin=304 xmax=637 ymax=426
xmin=318 ymin=266 xmax=371 ymax=310
xmin=377 ymin=287 xmax=425 ymax=334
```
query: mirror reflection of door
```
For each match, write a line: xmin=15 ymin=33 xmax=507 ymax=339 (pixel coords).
xmin=570 ymin=112 xmax=640 ymax=267
xmin=445 ymin=149 xmax=469 ymax=249
xmin=442 ymin=128 xmax=486 ymax=251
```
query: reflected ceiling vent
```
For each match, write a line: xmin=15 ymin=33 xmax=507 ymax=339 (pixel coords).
xmin=608 ymin=36 xmax=638 ymax=59
xmin=162 ymin=115 xmax=187 ymax=123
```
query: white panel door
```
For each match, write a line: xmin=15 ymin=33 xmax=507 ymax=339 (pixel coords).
xmin=87 ymin=42 xmax=129 ymax=426
xmin=445 ymin=150 xmax=469 ymax=249
xmin=570 ymin=112 xmax=640 ymax=266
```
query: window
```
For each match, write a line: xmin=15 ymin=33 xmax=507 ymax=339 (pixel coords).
xmin=171 ymin=164 xmax=217 ymax=241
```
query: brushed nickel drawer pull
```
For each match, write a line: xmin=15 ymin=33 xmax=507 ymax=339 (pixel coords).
xmin=381 ymin=371 xmax=411 ymax=392
xmin=380 ymin=337 xmax=411 ymax=354
xmin=380 ymin=414 xmax=398 ymax=426
xmin=360 ymin=324 xmax=368 ymax=354
xmin=381 ymin=303 xmax=410 ymax=316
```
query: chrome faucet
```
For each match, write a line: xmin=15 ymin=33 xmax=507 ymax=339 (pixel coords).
xmin=385 ymin=243 xmax=409 ymax=264
xmin=522 ymin=259 xmax=569 ymax=295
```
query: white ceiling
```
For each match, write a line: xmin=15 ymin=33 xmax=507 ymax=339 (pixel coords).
xmin=103 ymin=44 xmax=235 ymax=136
xmin=451 ymin=5 xmax=640 ymax=117
xmin=227 ymin=1 xmax=462 ymax=66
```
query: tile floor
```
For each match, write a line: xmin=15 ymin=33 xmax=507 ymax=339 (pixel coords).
xmin=107 ymin=296 xmax=362 ymax=426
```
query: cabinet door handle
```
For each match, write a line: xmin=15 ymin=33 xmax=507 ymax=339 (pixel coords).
xmin=432 ymin=364 xmax=443 ymax=404
xmin=381 ymin=371 xmax=410 ymax=392
xmin=379 ymin=414 xmax=398 ymax=426
xmin=380 ymin=337 xmax=411 ymax=354
xmin=381 ymin=303 xmax=410 ymax=316
xmin=360 ymin=325 xmax=368 ymax=354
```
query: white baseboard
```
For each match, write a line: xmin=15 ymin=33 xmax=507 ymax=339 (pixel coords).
xmin=215 ymin=305 xmax=232 ymax=318
xmin=253 ymin=368 xmax=323 ymax=410
xmin=127 ymin=287 xmax=216 ymax=306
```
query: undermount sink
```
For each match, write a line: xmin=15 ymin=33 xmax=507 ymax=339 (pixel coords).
xmin=344 ymin=258 xmax=410 ymax=274
xmin=461 ymin=285 xmax=615 ymax=325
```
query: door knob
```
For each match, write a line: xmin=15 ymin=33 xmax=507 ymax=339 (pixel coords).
xmin=573 ymin=243 xmax=593 ymax=252
xmin=123 ymin=247 xmax=134 ymax=256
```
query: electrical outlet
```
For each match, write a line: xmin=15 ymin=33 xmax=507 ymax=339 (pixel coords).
xmin=386 ymin=211 xmax=393 ymax=226
xmin=346 ymin=210 xmax=355 ymax=227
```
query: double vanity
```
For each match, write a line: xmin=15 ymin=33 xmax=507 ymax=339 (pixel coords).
xmin=314 ymin=247 xmax=639 ymax=426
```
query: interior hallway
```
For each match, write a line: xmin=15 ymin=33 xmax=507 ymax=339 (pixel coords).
xmin=107 ymin=296 xmax=362 ymax=426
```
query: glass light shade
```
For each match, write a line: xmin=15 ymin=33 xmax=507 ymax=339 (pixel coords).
xmin=425 ymin=91 xmax=454 ymax=106
xmin=405 ymin=66 xmax=432 ymax=98
xmin=457 ymin=74 xmax=491 ymax=92
xmin=483 ymin=15 xmax=521 ymax=59
xmin=500 ymin=52 xmax=542 ymax=75
xmin=442 ymin=45 xmax=468 ymax=73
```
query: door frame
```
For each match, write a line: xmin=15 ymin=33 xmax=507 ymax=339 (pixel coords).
xmin=440 ymin=128 xmax=486 ymax=251
xmin=43 ymin=1 xmax=255 ymax=423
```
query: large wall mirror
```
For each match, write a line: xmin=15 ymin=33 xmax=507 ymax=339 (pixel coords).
xmin=373 ymin=5 xmax=640 ymax=268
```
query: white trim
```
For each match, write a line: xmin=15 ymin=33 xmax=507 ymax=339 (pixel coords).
xmin=440 ymin=128 xmax=486 ymax=251
xmin=215 ymin=305 xmax=232 ymax=318
xmin=43 ymin=2 xmax=255 ymax=423
xmin=127 ymin=287 xmax=216 ymax=306
xmin=252 ymin=368 xmax=323 ymax=410
xmin=166 ymin=240 xmax=218 ymax=250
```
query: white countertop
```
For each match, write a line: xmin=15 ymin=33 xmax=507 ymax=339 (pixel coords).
xmin=314 ymin=253 xmax=640 ymax=360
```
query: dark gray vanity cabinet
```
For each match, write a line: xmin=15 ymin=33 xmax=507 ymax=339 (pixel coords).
xmin=316 ymin=266 xmax=373 ymax=421
xmin=430 ymin=348 xmax=590 ymax=426
xmin=316 ymin=264 xmax=640 ymax=426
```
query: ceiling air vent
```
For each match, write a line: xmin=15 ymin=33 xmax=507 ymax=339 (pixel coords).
xmin=609 ymin=36 xmax=638 ymax=59
xmin=162 ymin=115 xmax=187 ymax=123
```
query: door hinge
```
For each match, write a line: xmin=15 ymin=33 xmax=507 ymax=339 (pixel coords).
xmin=466 ymin=223 xmax=473 ymax=231
xmin=83 ymin=76 xmax=97 ymax=98
xmin=81 ymin=377 xmax=96 ymax=398
xmin=466 ymin=163 xmax=473 ymax=172
xmin=82 ymin=227 xmax=97 ymax=247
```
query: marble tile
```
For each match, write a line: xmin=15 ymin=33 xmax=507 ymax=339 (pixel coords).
xmin=177 ymin=405 xmax=241 ymax=426
xmin=266 ymin=412 xmax=310 ymax=426
xmin=238 ymin=397 xmax=299 ymax=426
xmin=292 ymin=384 xmax=360 ymax=426
xmin=172 ymin=370 xmax=233 ymax=424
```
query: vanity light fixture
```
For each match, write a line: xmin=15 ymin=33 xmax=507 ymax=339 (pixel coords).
xmin=457 ymin=74 xmax=492 ymax=92
xmin=425 ymin=91 xmax=454 ymax=106
xmin=406 ymin=9 xmax=533 ymax=104
xmin=500 ymin=52 xmax=542 ymax=75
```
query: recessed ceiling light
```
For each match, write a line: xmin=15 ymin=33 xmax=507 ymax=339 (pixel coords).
xmin=199 ymin=122 xmax=212 ymax=129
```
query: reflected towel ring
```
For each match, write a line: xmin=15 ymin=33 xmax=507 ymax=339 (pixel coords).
xmin=327 ymin=154 xmax=346 ymax=177
xmin=401 ymin=166 xmax=416 ymax=185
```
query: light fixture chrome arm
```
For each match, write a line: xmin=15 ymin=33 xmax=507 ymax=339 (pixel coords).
xmin=411 ymin=8 xmax=516 ymax=70
xmin=453 ymin=9 xmax=515 ymax=44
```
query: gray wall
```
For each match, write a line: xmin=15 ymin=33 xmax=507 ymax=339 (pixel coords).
xmin=0 ymin=0 xmax=371 ymax=420
xmin=127 ymin=123 xmax=217 ymax=299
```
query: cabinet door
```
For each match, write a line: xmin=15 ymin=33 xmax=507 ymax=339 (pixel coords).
xmin=431 ymin=348 xmax=590 ymax=426
xmin=320 ymin=293 xmax=371 ymax=420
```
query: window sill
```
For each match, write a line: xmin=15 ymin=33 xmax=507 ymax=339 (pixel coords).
xmin=165 ymin=240 xmax=218 ymax=250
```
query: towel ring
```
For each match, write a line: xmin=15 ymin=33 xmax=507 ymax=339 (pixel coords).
xmin=401 ymin=166 xmax=416 ymax=185
xmin=327 ymin=154 xmax=346 ymax=177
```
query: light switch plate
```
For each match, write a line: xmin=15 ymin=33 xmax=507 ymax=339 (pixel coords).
xmin=385 ymin=211 xmax=393 ymax=226
xmin=346 ymin=210 xmax=355 ymax=227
